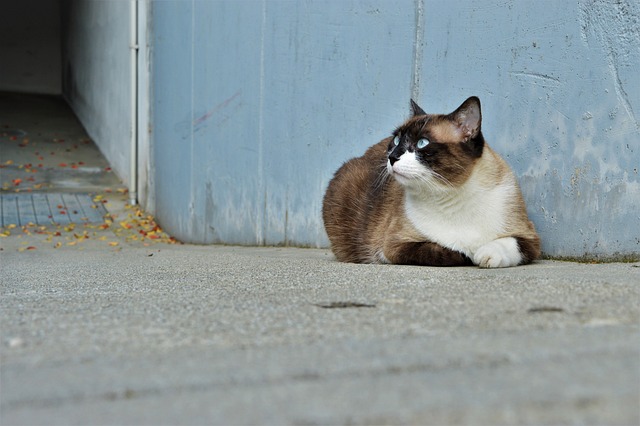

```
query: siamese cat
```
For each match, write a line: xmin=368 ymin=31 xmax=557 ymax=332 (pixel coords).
xmin=322 ymin=96 xmax=540 ymax=268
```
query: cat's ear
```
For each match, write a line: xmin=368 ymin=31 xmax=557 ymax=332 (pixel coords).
xmin=451 ymin=96 xmax=482 ymax=139
xmin=410 ymin=99 xmax=427 ymax=117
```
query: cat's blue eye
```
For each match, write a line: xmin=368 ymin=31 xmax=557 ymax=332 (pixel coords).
xmin=393 ymin=135 xmax=400 ymax=146
xmin=417 ymin=138 xmax=430 ymax=149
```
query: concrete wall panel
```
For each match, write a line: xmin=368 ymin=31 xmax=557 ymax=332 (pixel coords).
xmin=152 ymin=1 xmax=195 ymax=241
xmin=152 ymin=0 xmax=416 ymax=246
xmin=418 ymin=0 xmax=639 ymax=258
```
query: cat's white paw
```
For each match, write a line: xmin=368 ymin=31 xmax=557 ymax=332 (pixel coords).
xmin=473 ymin=237 xmax=522 ymax=268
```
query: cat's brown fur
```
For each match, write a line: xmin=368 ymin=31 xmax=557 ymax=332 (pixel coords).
xmin=322 ymin=97 xmax=540 ymax=267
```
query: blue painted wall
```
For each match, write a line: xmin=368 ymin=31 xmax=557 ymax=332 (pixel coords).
xmin=151 ymin=0 xmax=640 ymax=259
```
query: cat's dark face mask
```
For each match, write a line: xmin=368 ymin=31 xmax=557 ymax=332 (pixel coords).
xmin=385 ymin=97 xmax=486 ymax=188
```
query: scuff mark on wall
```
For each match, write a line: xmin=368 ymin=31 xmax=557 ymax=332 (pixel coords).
xmin=193 ymin=91 xmax=242 ymax=132
xmin=173 ymin=91 xmax=242 ymax=139
xmin=509 ymin=70 xmax=561 ymax=87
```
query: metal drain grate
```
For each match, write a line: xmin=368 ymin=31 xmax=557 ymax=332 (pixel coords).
xmin=0 ymin=193 xmax=108 ymax=227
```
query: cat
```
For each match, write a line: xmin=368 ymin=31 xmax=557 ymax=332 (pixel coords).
xmin=322 ymin=96 xmax=540 ymax=268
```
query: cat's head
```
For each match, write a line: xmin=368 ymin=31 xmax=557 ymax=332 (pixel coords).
xmin=386 ymin=96 xmax=485 ymax=191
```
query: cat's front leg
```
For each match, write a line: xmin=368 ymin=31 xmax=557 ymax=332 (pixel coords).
xmin=384 ymin=239 xmax=473 ymax=266
xmin=473 ymin=237 xmax=523 ymax=268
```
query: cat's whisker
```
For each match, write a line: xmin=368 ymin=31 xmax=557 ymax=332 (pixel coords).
xmin=371 ymin=161 xmax=390 ymax=192
xmin=425 ymin=170 xmax=454 ymax=189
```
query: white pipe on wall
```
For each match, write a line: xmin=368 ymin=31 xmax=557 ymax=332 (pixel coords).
xmin=129 ymin=0 xmax=139 ymax=205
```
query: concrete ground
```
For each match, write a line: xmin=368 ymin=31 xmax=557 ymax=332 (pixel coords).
xmin=1 ymin=235 xmax=639 ymax=425
xmin=1 ymin=93 xmax=639 ymax=425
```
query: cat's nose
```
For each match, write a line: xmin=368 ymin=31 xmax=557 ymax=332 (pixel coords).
xmin=388 ymin=152 xmax=401 ymax=166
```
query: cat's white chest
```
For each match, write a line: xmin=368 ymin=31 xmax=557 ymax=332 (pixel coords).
xmin=404 ymin=183 xmax=512 ymax=256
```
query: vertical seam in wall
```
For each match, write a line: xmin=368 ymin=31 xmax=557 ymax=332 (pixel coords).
xmin=257 ymin=0 xmax=267 ymax=245
xmin=190 ymin=1 xmax=196 ymax=237
xmin=411 ymin=0 xmax=425 ymax=102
